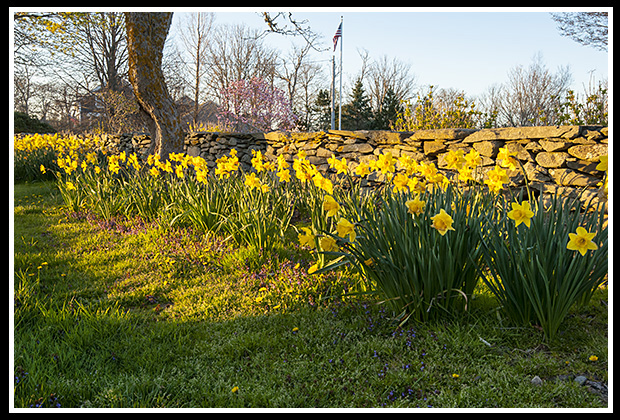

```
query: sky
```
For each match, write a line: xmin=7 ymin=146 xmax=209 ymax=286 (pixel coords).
xmin=169 ymin=7 xmax=611 ymax=99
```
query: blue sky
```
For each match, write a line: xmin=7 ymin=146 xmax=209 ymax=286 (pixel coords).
xmin=170 ymin=8 xmax=610 ymax=99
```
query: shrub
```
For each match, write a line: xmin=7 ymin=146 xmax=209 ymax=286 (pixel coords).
xmin=14 ymin=111 xmax=56 ymax=134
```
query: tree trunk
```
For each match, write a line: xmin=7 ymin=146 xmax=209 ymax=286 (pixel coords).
xmin=124 ymin=12 xmax=183 ymax=161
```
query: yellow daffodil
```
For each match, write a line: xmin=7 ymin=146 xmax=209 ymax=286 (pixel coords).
xmin=431 ymin=208 xmax=455 ymax=236
xmin=405 ymin=195 xmax=426 ymax=216
xmin=175 ymin=164 xmax=185 ymax=179
xmin=319 ymin=235 xmax=339 ymax=252
xmin=336 ymin=218 xmax=356 ymax=242
xmin=328 ymin=154 xmax=349 ymax=174
xmin=298 ymin=227 xmax=315 ymax=249
xmin=323 ymin=195 xmax=340 ymax=217
xmin=376 ymin=152 xmax=396 ymax=174
xmin=39 ymin=164 xmax=46 ymax=174
xmin=567 ymin=227 xmax=598 ymax=256
xmin=485 ymin=165 xmax=509 ymax=193
xmin=196 ymin=169 xmax=208 ymax=184
xmin=244 ymin=172 xmax=262 ymax=191
xmin=507 ymin=201 xmax=535 ymax=228
xmin=392 ymin=173 xmax=410 ymax=192
xmin=398 ymin=155 xmax=419 ymax=175
xmin=444 ymin=149 xmax=466 ymax=170
xmin=355 ymin=161 xmax=371 ymax=178
xmin=464 ymin=149 xmax=482 ymax=168
xmin=277 ymin=168 xmax=291 ymax=183
xmin=65 ymin=181 xmax=76 ymax=191
xmin=497 ymin=147 xmax=518 ymax=171
xmin=596 ymin=155 xmax=608 ymax=172
xmin=457 ymin=166 xmax=474 ymax=183
xmin=108 ymin=158 xmax=121 ymax=174
xmin=313 ymin=173 xmax=334 ymax=195
xmin=251 ymin=149 xmax=265 ymax=172
xmin=277 ymin=154 xmax=289 ymax=170
xmin=418 ymin=161 xmax=438 ymax=181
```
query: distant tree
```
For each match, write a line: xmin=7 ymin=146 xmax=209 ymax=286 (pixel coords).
xmin=555 ymin=75 xmax=608 ymax=126
xmin=177 ymin=12 xmax=215 ymax=127
xmin=550 ymin=12 xmax=608 ymax=52
xmin=373 ymin=87 xmax=403 ymax=130
xmin=341 ymin=78 xmax=373 ymax=130
xmin=217 ymin=77 xmax=298 ymax=132
xmin=392 ymin=85 xmax=483 ymax=130
xmin=313 ymin=89 xmax=332 ymax=131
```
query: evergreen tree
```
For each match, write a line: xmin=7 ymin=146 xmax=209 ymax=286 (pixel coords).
xmin=374 ymin=87 xmax=403 ymax=130
xmin=342 ymin=78 xmax=373 ymax=130
xmin=313 ymin=89 xmax=332 ymax=131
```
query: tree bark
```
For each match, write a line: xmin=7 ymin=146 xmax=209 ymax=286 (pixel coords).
xmin=124 ymin=12 xmax=183 ymax=160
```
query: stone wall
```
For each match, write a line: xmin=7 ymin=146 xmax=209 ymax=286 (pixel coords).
xmin=100 ymin=125 xmax=608 ymax=210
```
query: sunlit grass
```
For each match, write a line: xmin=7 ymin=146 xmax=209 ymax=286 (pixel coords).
xmin=12 ymin=181 xmax=608 ymax=409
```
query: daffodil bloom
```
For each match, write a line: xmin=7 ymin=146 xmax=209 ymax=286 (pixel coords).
xmin=596 ymin=155 xmax=608 ymax=172
xmin=323 ymin=195 xmax=340 ymax=217
xmin=431 ymin=208 xmax=455 ymax=236
xmin=567 ymin=227 xmax=598 ymax=256
xmin=277 ymin=154 xmax=289 ymax=170
xmin=405 ymin=195 xmax=425 ymax=216
xmin=408 ymin=177 xmax=426 ymax=194
xmin=313 ymin=173 xmax=334 ymax=195
xmin=175 ymin=164 xmax=185 ymax=179
xmin=108 ymin=159 xmax=121 ymax=175
xmin=355 ymin=161 xmax=371 ymax=178
xmin=244 ymin=172 xmax=262 ymax=191
xmin=464 ymin=149 xmax=482 ymax=168
xmin=398 ymin=155 xmax=418 ymax=175
xmin=160 ymin=160 xmax=173 ymax=173
xmin=150 ymin=166 xmax=160 ymax=177
xmin=264 ymin=161 xmax=277 ymax=172
xmin=196 ymin=169 xmax=208 ymax=184
xmin=65 ymin=181 xmax=76 ymax=191
xmin=319 ymin=235 xmax=339 ymax=252
xmin=251 ymin=149 xmax=265 ymax=172
xmin=418 ymin=161 xmax=438 ymax=180
xmin=392 ymin=173 xmax=410 ymax=192
xmin=507 ymin=201 xmax=535 ymax=228
xmin=497 ymin=147 xmax=518 ymax=171
xmin=277 ymin=168 xmax=291 ymax=183
xmin=336 ymin=218 xmax=356 ymax=242
xmin=457 ymin=166 xmax=474 ymax=183
xmin=298 ymin=227 xmax=315 ymax=249
xmin=39 ymin=164 xmax=46 ymax=174
xmin=485 ymin=165 xmax=509 ymax=193
xmin=328 ymin=154 xmax=348 ymax=174
xmin=376 ymin=152 xmax=396 ymax=174
xmin=231 ymin=386 xmax=239 ymax=393
xmin=444 ymin=149 xmax=466 ymax=170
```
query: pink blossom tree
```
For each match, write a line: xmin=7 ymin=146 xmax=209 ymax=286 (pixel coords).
xmin=218 ymin=77 xmax=298 ymax=132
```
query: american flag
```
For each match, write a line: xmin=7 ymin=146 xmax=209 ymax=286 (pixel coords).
xmin=333 ymin=23 xmax=342 ymax=51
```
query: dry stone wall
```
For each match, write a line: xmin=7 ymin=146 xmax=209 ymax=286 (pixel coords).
xmin=100 ymin=125 xmax=608 ymax=210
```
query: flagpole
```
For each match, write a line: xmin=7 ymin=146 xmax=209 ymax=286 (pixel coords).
xmin=330 ymin=53 xmax=335 ymax=130
xmin=338 ymin=16 xmax=343 ymax=130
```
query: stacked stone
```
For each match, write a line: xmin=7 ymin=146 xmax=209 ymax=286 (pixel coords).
xmin=105 ymin=125 xmax=608 ymax=211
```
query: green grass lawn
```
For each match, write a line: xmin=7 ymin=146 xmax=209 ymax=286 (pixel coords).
xmin=12 ymin=181 xmax=609 ymax=409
